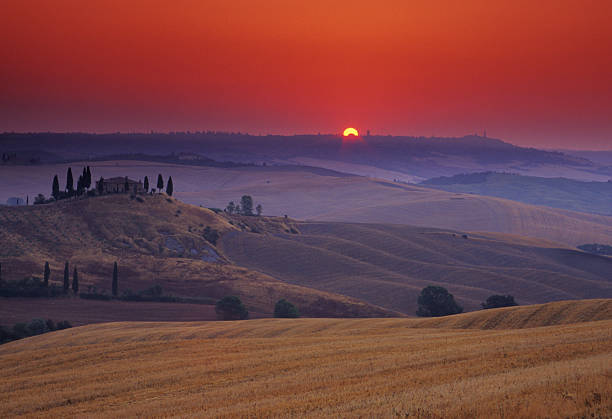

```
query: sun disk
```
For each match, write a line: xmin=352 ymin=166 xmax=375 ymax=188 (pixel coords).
xmin=343 ymin=127 xmax=359 ymax=137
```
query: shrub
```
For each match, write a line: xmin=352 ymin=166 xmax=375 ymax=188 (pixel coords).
xmin=203 ymin=226 xmax=220 ymax=245
xmin=416 ymin=286 xmax=463 ymax=317
xmin=274 ymin=299 xmax=300 ymax=318
xmin=0 ymin=277 xmax=63 ymax=298
xmin=481 ymin=295 xmax=518 ymax=309
xmin=56 ymin=320 xmax=72 ymax=330
xmin=215 ymin=296 xmax=249 ymax=320
xmin=27 ymin=319 xmax=49 ymax=335
xmin=12 ymin=322 xmax=28 ymax=338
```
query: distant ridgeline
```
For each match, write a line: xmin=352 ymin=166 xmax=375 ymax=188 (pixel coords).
xmin=85 ymin=153 xmax=256 ymax=168
xmin=0 ymin=132 xmax=601 ymax=178
xmin=421 ymin=171 xmax=612 ymax=216
xmin=577 ymin=243 xmax=612 ymax=256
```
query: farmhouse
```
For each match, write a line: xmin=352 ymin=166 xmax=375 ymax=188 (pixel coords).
xmin=99 ymin=177 xmax=144 ymax=194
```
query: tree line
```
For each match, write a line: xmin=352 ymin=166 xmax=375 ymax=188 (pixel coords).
xmin=415 ymin=285 xmax=517 ymax=317
xmin=214 ymin=296 xmax=299 ymax=320
xmin=225 ymin=195 xmax=262 ymax=216
xmin=0 ymin=260 xmax=120 ymax=298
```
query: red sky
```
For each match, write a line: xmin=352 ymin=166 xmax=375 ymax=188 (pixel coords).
xmin=1 ymin=0 xmax=611 ymax=149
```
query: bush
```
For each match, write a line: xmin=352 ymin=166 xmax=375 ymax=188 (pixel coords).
xmin=203 ymin=226 xmax=220 ymax=245
xmin=0 ymin=318 xmax=72 ymax=344
xmin=274 ymin=299 xmax=300 ymax=318
xmin=56 ymin=320 xmax=72 ymax=330
xmin=0 ymin=277 xmax=63 ymax=298
xmin=416 ymin=286 xmax=463 ymax=317
xmin=27 ymin=318 xmax=49 ymax=335
xmin=215 ymin=296 xmax=249 ymax=320
xmin=481 ymin=295 xmax=518 ymax=309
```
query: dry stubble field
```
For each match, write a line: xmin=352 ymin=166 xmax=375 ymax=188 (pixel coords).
xmin=1 ymin=301 xmax=611 ymax=418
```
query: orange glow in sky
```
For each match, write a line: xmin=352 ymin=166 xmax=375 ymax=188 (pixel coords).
xmin=1 ymin=1 xmax=611 ymax=148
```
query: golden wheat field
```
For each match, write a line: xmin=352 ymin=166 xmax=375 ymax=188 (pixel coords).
xmin=1 ymin=300 xmax=611 ymax=418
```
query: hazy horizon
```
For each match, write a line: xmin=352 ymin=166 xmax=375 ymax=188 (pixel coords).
xmin=2 ymin=1 xmax=611 ymax=149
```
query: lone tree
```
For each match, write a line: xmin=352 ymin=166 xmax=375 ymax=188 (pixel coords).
xmin=240 ymin=195 xmax=254 ymax=216
xmin=256 ymin=204 xmax=263 ymax=216
xmin=63 ymin=262 xmax=70 ymax=293
xmin=112 ymin=261 xmax=118 ymax=297
xmin=124 ymin=177 xmax=129 ymax=193
xmin=274 ymin=299 xmax=300 ymax=318
xmin=215 ymin=296 xmax=249 ymax=320
xmin=72 ymin=267 xmax=79 ymax=294
xmin=97 ymin=176 xmax=104 ymax=194
xmin=144 ymin=176 xmax=149 ymax=193
xmin=44 ymin=262 xmax=50 ymax=287
xmin=52 ymin=175 xmax=60 ymax=200
xmin=166 ymin=176 xmax=173 ymax=196
xmin=481 ymin=295 xmax=518 ymax=310
xmin=226 ymin=201 xmax=235 ymax=215
xmin=416 ymin=285 xmax=463 ymax=317
xmin=157 ymin=174 xmax=164 ymax=193
xmin=66 ymin=167 xmax=74 ymax=195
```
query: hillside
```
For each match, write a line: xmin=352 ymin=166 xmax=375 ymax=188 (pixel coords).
xmin=1 ymin=300 xmax=611 ymax=418
xmin=422 ymin=171 xmax=612 ymax=216
xmin=220 ymin=221 xmax=612 ymax=314
xmin=5 ymin=161 xmax=612 ymax=247
xmin=0 ymin=194 xmax=395 ymax=318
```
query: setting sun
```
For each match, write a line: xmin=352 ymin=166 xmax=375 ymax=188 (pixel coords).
xmin=343 ymin=127 xmax=359 ymax=137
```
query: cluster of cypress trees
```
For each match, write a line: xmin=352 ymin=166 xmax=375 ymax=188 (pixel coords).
xmin=52 ymin=166 xmax=92 ymax=200
xmin=52 ymin=170 xmax=174 ymax=200
xmin=44 ymin=260 xmax=119 ymax=297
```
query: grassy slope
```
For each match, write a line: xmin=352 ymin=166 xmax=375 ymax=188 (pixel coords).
xmin=1 ymin=300 xmax=611 ymax=418
xmin=220 ymin=221 xmax=612 ymax=314
xmin=0 ymin=194 xmax=395 ymax=318
xmin=5 ymin=161 xmax=612 ymax=247
xmin=422 ymin=172 xmax=612 ymax=216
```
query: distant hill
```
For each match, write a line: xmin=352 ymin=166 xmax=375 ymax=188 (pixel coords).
xmin=421 ymin=171 xmax=612 ymax=215
xmin=0 ymin=195 xmax=395 ymax=318
xmin=2 ymin=132 xmax=609 ymax=181
xmin=4 ymin=162 xmax=612 ymax=247
xmin=220 ymin=221 xmax=612 ymax=314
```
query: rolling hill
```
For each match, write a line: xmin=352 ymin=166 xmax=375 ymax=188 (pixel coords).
xmin=5 ymin=161 xmax=612 ymax=247
xmin=422 ymin=171 xmax=612 ymax=216
xmin=1 ymin=300 xmax=611 ymax=418
xmin=219 ymin=221 xmax=612 ymax=314
xmin=0 ymin=194 xmax=395 ymax=319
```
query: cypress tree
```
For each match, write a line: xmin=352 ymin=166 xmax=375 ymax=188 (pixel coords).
xmin=166 ymin=176 xmax=173 ymax=196
xmin=76 ymin=175 xmax=84 ymax=196
xmin=52 ymin=175 xmax=60 ymax=200
xmin=72 ymin=267 xmax=79 ymax=294
xmin=63 ymin=262 xmax=69 ymax=293
xmin=144 ymin=176 xmax=149 ymax=193
xmin=112 ymin=261 xmax=118 ymax=297
xmin=86 ymin=166 xmax=92 ymax=189
xmin=124 ymin=177 xmax=129 ymax=193
xmin=44 ymin=261 xmax=50 ymax=287
xmin=157 ymin=174 xmax=164 ymax=193
xmin=66 ymin=168 xmax=74 ymax=195
xmin=97 ymin=176 xmax=104 ymax=195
